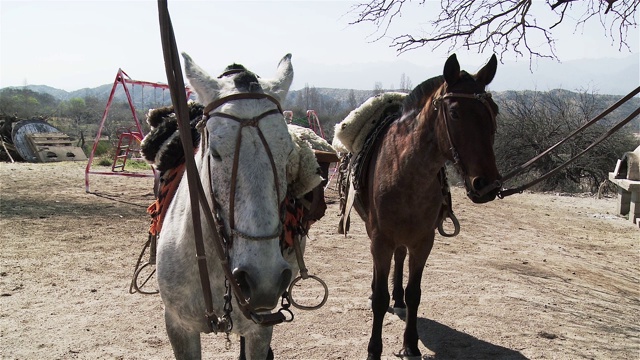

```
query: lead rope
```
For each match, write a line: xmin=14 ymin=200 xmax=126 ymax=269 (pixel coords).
xmin=499 ymin=105 xmax=640 ymax=198
xmin=500 ymin=86 xmax=640 ymax=185
xmin=158 ymin=0 xmax=243 ymax=333
xmin=498 ymin=87 xmax=640 ymax=198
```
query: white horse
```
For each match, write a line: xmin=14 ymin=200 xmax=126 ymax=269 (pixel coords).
xmin=155 ymin=53 xmax=308 ymax=360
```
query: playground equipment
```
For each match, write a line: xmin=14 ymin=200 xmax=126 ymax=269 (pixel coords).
xmin=84 ymin=69 xmax=191 ymax=192
xmin=111 ymin=126 xmax=144 ymax=172
xmin=284 ymin=109 xmax=326 ymax=139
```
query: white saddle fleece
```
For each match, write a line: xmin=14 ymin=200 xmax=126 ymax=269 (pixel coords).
xmin=286 ymin=124 xmax=334 ymax=197
xmin=333 ymin=92 xmax=407 ymax=155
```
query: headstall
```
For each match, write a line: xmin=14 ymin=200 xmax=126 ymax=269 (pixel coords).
xmin=432 ymin=90 xmax=501 ymax=198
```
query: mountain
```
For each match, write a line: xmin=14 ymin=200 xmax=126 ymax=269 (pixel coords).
xmin=491 ymin=56 xmax=639 ymax=95
xmin=6 ymin=83 xmax=178 ymax=109
xmin=5 ymin=55 xmax=637 ymax=99
xmin=289 ymin=87 xmax=639 ymax=126
xmin=291 ymin=55 xmax=639 ymax=96
xmin=14 ymin=85 xmax=73 ymax=101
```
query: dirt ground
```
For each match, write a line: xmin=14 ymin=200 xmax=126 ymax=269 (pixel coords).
xmin=1 ymin=161 xmax=638 ymax=360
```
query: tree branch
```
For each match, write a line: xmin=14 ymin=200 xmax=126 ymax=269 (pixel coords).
xmin=349 ymin=0 xmax=638 ymax=63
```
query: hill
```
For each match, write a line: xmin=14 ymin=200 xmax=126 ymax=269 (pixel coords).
xmin=2 ymin=82 xmax=638 ymax=134
xmin=289 ymin=55 xmax=639 ymax=96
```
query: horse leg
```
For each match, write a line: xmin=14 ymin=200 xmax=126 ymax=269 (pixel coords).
xmin=239 ymin=328 xmax=274 ymax=360
xmin=397 ymin=234 xmax=434 ymax=358
xmin=391 ymin=246 xmax=407 ymax=317
xmin=368 ymin=246 xmax=405 ymax=312
xmin=367 ymin=238 xmax=394 ymax=360
xmin=164 ymin=310 xmax=202 ymax=360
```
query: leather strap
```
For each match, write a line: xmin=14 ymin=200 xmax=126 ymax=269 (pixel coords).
xmin=500 ymin=86 xmax=640 ymax=184
xmin=215 ymin=108 xmax=284 ymax=243
xmin=499 ymin=105 xmax=640 ymax=198
xmin=159 ymin=0 xmax=289 ymax=331
xmin=203 ymin=93 xmax=283 ymax=116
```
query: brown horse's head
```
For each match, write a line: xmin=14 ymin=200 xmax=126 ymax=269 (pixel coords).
xmin=435 ymin=54 xmax=501 ymax=203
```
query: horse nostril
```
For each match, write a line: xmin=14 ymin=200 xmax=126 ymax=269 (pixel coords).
xmin=232 ymin=268 xmax=253 ymax=301
xmin=471 ymin=176 xmax=488 ymax=191
xmin=279 ymin=268 xmax=293 ymax=296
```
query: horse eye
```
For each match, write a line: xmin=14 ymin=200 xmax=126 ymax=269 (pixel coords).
xmin=449 ymin=108 xmax=460 ymax=120
xmin=209 ymin=143 xmax=222 ymax=160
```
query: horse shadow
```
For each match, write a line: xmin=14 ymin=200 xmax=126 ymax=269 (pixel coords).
xmin=392 ymin=310 xmax=529 ymax=359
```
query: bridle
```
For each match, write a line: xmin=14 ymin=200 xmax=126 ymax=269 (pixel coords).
xmin=196 ymin=91 xmax=296 ymax=332
xmin=202 ymin=92 xmax=285 ymax=244
xmin=432 ymin=90 xmax=502 ymax=198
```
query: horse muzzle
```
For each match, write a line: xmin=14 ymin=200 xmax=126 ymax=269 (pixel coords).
xmin=233 ymin=265 xmax=293 ymax=311
xmin=466 ymin=176 xmax=502 ymax=203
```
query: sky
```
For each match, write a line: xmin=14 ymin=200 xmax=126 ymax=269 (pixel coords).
xmin=1 ymin=0 xmax=638 ymax=92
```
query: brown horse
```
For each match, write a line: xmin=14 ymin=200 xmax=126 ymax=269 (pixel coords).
xmin=343 ymin=54 xmax=501 ymax=359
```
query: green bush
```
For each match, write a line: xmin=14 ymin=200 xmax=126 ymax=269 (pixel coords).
xmin=89 ymin=140 xmax=112 ymax=157
xmin=124 ymin=159 xmax=152 ymax=171
xmin=96 ymin=157 xmax=112 ymax=167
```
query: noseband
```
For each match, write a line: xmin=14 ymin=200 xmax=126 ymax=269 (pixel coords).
xmin=433 ymin=91 xmax=501 ymax=197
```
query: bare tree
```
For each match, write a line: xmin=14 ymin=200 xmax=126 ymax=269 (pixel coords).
xmin=494 ymin=89 xmax=637 ymax=193
xmin=347 ymin=89 xmax=359 ymax=109
xmin=399 ymin=73 xmax=413 ymax=93
xmin=373 ymin=81 xmax=384 ymax=96
xmin=349 ymin=0 xmax=638 ymax=61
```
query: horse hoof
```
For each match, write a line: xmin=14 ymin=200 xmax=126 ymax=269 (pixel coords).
xmin=392 ymin=307 xmax=406 ymax=318
xmin=394 ymin=355 xmax=421 ymax=360
xmin=394 ymin=348 xmax=421 ymax=359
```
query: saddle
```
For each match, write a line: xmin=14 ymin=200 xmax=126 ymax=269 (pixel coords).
xmin=335 ymin=96 xmax=459 ymax=237
xmin=336 ymin=105 xmax=399 ymax=235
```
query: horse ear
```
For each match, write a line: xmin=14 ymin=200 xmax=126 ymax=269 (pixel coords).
xmin=475 ymin=54 xmax=498 ymax=87
xmin=443 ymin=54 xmax=460 ymax=85
xmin=182 ymin=52 xmax=220 ymax=104
xmin=261 ymin=53 xmax=294 ymax=102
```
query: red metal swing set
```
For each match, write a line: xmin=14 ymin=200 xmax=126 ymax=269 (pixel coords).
xmin=84 ymin=69 xmax=192 ymax=192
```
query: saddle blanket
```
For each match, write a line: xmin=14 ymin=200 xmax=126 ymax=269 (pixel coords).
xmin=333 ymin=92 xmax=406 ymax=155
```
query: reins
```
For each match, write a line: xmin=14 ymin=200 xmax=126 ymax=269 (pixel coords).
xmin=159 ymin=0 xmax=229 ymax=333
xmin=498 ymin=86 xmax=640 ymax=198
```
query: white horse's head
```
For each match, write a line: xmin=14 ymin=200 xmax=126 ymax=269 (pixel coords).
xmin=183 ymin=52 xmax=295 ymax=311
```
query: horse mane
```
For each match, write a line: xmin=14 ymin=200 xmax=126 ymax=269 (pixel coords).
xmin=402 ymin=71 xmax=476 ymax=115
xmin=402 ymin=75 xmax=444 ymax=115
xmin=219 ymin=63 xmax=262 ymax=93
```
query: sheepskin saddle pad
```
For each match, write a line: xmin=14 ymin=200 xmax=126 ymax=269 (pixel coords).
xmin=286 ymin=124 xmax=328 ymax=198
xmin=140 ymin=102 xmax=203 ymax=172
xmin=333 ymin=92 xmax=407 ymax=155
